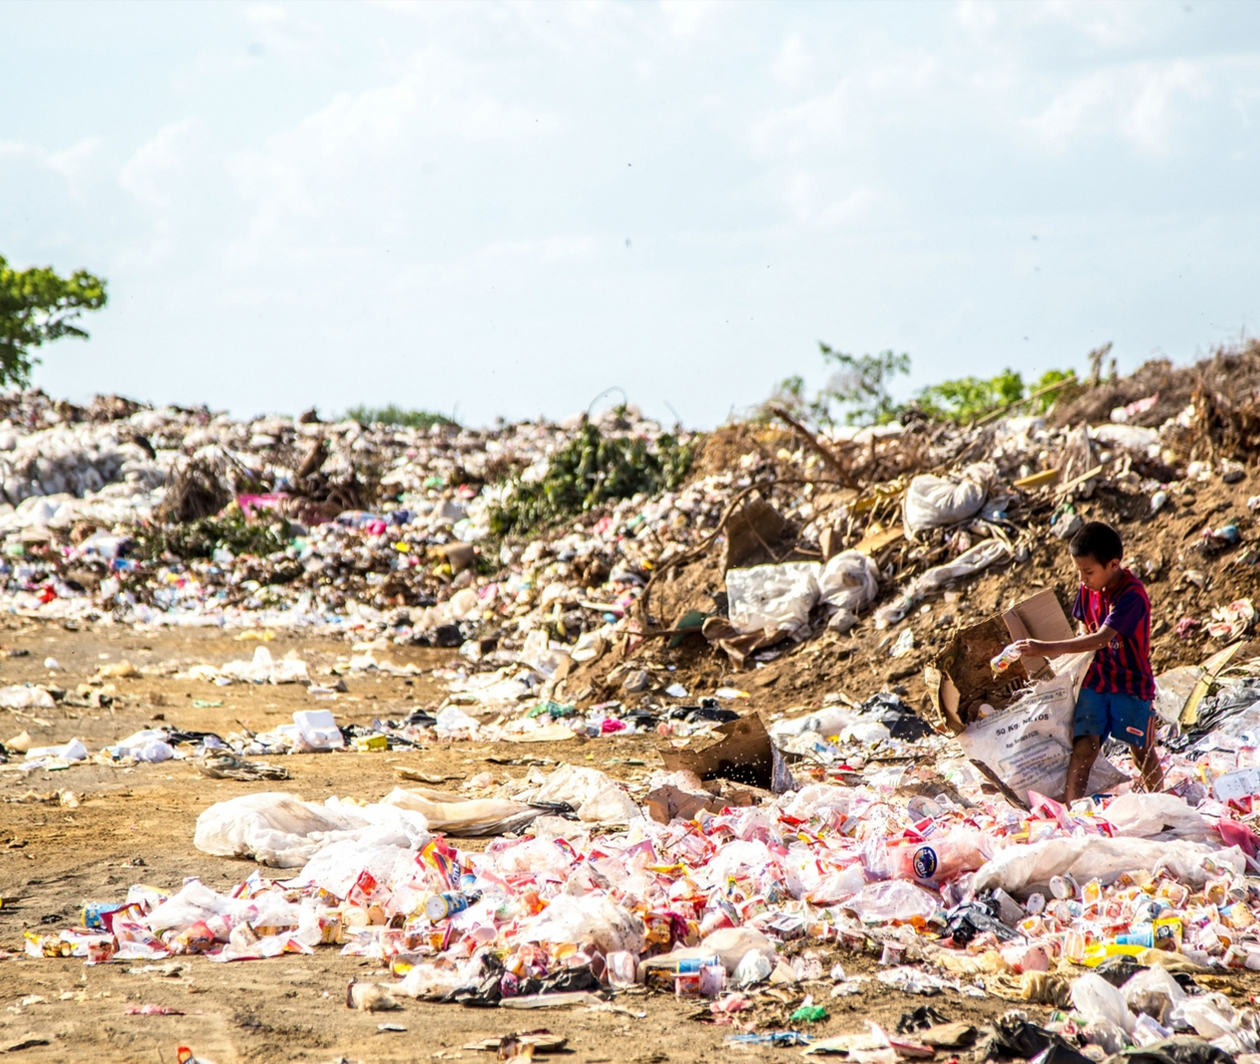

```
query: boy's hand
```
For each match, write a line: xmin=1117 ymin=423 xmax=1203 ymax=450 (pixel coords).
xmin=1012 ymin=638 xmax=1054 ymax=658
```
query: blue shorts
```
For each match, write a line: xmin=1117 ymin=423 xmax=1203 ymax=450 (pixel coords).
xmin=1074 ymin=688 xmax=1155 ymax=747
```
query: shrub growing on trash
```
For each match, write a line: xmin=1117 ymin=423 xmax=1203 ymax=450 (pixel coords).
xmin=137 ymin=510 xmax=289 ymax=562
xmin=345 ymin=404 xmax=459 ymax=430
xmin=487 ymin=420 xmax=693 ymax=538
xmin=911 ymin=367 xmax=1078 ymax=423
xmin=0 ymin=255 xmax=108 ymax=388
xmin=770 ymin=341 xmax=1079 ymax=427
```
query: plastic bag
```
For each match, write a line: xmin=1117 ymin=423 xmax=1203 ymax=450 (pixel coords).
xmin=1122 ymin=965 xmax=1185 ymax=1024
xmin=104 ymin=728 xmax=175 ymax=762
xmin=816 ymin=551 xmax=880 ymax=614
xmin=726 ymin=562 xmax=819 ymax=639
xmin=0 ymin=685 xmax=55 ymax=710
xmin=1102 ymin=793 xmax=1212 ymax=842
xmin=841 ymin=880 xmax=939 ymax=924
xmin=874 ymin=539 xmax=1011 ymax=628
xmin=193 ymin=792 xmax=429 ymax=868
xmin=701 ymin=926 xmax=776 ymax=973
xmin=145 ymin=878 xmax=234 ymax=934
xmin=524 ymin=763 xmax=639 ymax=825
xmin=904 ymin=469 xmax=987 ymax=534
xmin=517 ymin=893 xmax=644 ymax=955
xmin=1167 ymin=994 xmax=1239 ymax=1040
xmin=1071 ymin=971 xmax=1136 ymax=1034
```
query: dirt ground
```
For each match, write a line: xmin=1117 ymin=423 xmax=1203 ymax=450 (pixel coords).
xmin=0 ymin=622 xmax=1065 ymax=1064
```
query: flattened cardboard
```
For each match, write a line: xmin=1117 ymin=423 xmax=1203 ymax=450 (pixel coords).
xmin=659 ymin=712 xmax=794 ymax=793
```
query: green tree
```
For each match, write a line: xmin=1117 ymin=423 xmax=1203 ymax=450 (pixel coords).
xmin=770 ymin=344 xmax=911 ymax=426
xmin=0 ymin=255 xmax=108 ymax=388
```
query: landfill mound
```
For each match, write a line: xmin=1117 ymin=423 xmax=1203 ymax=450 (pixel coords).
xmin=0 ymin=342 xmax=1256 ymax=720
xmin=2 ymin=343 xmax=1260 ymax=1064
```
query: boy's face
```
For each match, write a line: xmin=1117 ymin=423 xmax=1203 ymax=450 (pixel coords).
xmin=1074 ymin=553 xmax=1120 ymax=592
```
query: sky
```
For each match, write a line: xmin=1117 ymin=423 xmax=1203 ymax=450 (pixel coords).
xmin=3 ymin=0 xmax=1259 ymax=429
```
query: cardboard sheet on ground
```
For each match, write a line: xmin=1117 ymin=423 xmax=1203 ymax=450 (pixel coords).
xmin=659 ymin=712 xmax=795 ymax=793
xmin=955 ymin=657 xmax=1126 ymax=805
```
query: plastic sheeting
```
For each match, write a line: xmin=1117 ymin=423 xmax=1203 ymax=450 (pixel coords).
xmin=971 ymin=836 xmax=1245 ymax=898
xmin=193 ymin=792 xmax=430 ymax=868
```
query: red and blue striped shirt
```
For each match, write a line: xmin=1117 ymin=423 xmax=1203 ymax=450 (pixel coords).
xmin=1072 ymin=569 xmax=1156 ymax=700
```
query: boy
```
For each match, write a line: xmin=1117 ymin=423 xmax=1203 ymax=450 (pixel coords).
xmin=1012 ymin=520 xmax=1163 ymax=803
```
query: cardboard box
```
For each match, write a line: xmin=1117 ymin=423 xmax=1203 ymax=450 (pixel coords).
xmin=924 ymin=588 xmax=1075 ymax=734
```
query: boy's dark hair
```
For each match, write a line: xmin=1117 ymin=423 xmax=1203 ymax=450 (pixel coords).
xmin=1070 ymin=521 xmax=1123 ymax=564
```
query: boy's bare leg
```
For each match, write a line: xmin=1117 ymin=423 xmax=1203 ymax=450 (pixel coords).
xmin=1065 ymin=735 xmax=1101 ymax=804
xmin=1131 ymin=744 xmax=1164 ymax=792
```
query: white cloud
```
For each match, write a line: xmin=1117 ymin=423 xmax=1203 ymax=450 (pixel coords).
xmin=0 ymin=136 xmax=103 ymax=200
xmin=771 ymin=33 xmax=812 ymax=88
xmin=118 ymin=119 xmax=203 ymax=209
xmin=1125 ymin=61 xmax=1207 ymax=155
xmin=659 ymin=0 xmax=714 ymax=40
xmin=225 ymin=47 xmax=559 ymax=264
xmin=244 ymin=2 xmax=288 ymax=27
xmin=1021 ymin=60 xmax=1209 ymax=156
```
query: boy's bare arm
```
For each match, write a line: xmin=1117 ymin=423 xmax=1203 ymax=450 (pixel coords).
xmin=1013 ymin=627 xmax=1116 ymax=659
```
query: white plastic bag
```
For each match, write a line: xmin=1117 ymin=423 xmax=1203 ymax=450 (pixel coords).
xmin=1102 ymin=792 xmax=1212 ymax=841
xmin=1071 ymin=971 xmax=1136 ymax=1034
xmin=972 ymin=836 xmax=1244 ymax=897
xmin=524 ymin=763 xmax=639 ymax=825
xmin=875 ymin=539 xmax=1012 ymax=628
xmin=1121 ymin=964 xmax=1185 ymax=1024
xmin=841 ymin=880 xmax=939 ymax=923
xmin=817 ymin=551 xmax=880 ymax=614
xmin=725 ymin=562 xmax=819 ymax=639
xmin=904 ymin=471 xmax=986 ymax=534
xmin=701 ymin=926 xmax=777 ymax=973
xmin=1167 ymin=994 xmax=1239 ymax=1039
xmin=193 ymin=792 xmax=429 ymax=868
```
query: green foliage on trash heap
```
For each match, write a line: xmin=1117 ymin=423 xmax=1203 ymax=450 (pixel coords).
xmin=772 ymin=343 xmax=1079 ymax=426
xmin=137 ymin=510 xmax=289 ymax=562
xmin=773 ymin=345 xmax=911 ymax=426
xmin=911 ymin=367 xmax=1078 ymax=423
xmin=345 ymin=404 xmax=459 ymax=430
xmin=486 ymin=420 xmax=693 ymax=539
xmin=0 ymin=255 xmax=108 ymax=388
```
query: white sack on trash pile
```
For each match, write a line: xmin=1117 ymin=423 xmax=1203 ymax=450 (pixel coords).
xmin=904 ymin=462 xmax=1000 ymax=534
xmin=727 ymin=553 xmax=879 ymax=641
xmin=289 ymin=839 xmax=421 ymax=898
xmin=1101 ymin=792 xmax=1213 ymax=841
xmin=817 ymin=551 xmax=880 ymax=614
xmin=194 ymin=791 xmax=430 ymax=868
xmin=972 ymin=836 xmax=1244 ymax=898
xmin=726 ymin=561 xmax=819 ymax=640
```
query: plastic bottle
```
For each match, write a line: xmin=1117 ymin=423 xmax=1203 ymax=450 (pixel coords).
xmin=990 ymin=644 xmax=1023 ymax=674
xmin=891 ymin=831 xmax=985 ymax=885
xmin=425 ymin=892 xmax=473 ymax=921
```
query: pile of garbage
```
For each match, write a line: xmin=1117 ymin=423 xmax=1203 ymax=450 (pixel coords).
xmin=25 ymin=657 xmax=1260 ymax=1061
xmin=10 ymin=345 xmax=1260 ymax=1059
xmin=0 ymin=347 xmax=1256 ymax=730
